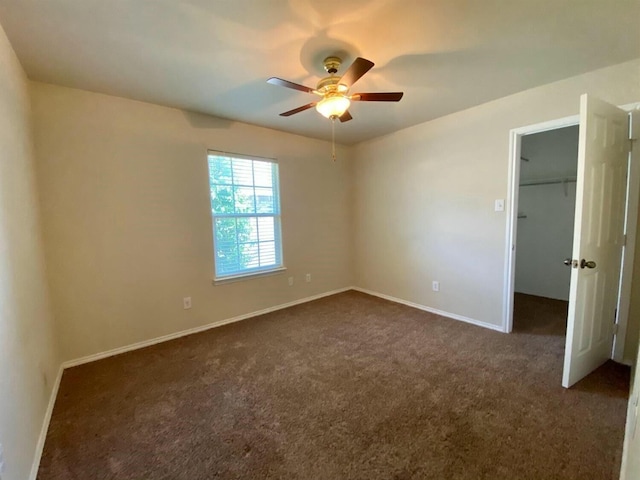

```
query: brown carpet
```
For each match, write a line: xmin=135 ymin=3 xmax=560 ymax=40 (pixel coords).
xmin=513 ymin=292 xmax=570 ymax=337
xmin=38 ymin=291 xmax=630 ymax=480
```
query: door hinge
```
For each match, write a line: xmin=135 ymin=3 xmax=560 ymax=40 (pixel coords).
xmin=623 ymin=234 xmax=628 ymax=246
xmin=613 ymin=323 xmax=619 ymax=335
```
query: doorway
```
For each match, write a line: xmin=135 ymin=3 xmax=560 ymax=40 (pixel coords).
xmin=503 ymin=101 xmax=640 ymax=379
xmin=513 ymin=126 xmax=579 ymax=334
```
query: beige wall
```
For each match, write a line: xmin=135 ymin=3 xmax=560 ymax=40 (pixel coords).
xmin=353 ymin=59 xmax=640 ymax=339
xmin=0 ymin=25 xmax=59 ymax=480
xmin=31 ymin=83 xmax=354 ymax=362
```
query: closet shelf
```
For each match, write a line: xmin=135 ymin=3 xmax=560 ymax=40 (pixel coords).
xmin=519 ymin=176 xmax=577 ymax=187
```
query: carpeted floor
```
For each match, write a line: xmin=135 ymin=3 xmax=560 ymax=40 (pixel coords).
xmin=38 ymin=291 xmax=630 ymax=480
xmin=513 ymin=292 xmax=571 ymax=337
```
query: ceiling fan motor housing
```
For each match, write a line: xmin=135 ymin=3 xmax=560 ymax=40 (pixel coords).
xmin=317 ymin=57 xmax=349 ymax=94
xmin=323 ymin=56 xmax=342 ymax=74
xmin=316 ymin=76 xmax=348 ymax=95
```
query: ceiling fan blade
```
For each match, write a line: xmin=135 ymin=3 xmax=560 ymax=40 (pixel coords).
xmin=352 ymin=92 xmax=404 ymax=102
xmin=280 ymin=102 xmax=317 ymax=116
xmin=340 ymin=57 xmax=374 ymax=88
xmin=267 ymin=77 xmax=316 ymax=94
xmin=339 ymin=110 xmax=353 ymax=123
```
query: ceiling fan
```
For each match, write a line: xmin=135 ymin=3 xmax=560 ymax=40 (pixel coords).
xmin=267 ymin=56 xmax=403 ymax=122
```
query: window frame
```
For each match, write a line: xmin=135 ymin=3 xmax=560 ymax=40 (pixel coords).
xmin=207 ymin=150 xmax=285 ymax=283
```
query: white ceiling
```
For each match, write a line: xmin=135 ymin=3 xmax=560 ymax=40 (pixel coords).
xmin=0 ymin=0 xmax=639 ymax=145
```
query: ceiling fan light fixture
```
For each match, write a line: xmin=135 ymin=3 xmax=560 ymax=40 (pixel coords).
xmin=316 ymin=95 xmax=350 ymax=119
xmin=269 ymin=56 xmax=403 ymax=123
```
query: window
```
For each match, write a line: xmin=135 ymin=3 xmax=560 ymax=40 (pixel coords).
xmin=207 ymin=151 xmax=283 ymax=280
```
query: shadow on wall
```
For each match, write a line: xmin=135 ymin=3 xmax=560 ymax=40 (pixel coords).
xmin=181 ymin=110 xmax=234 ymax=129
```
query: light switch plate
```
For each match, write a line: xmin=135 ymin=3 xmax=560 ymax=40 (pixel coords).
xmin=494 ymin=199 xmax=505 ymax=212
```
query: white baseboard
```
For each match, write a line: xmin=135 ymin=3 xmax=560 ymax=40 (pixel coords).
xmin=29 ymin=364 xmax=64 ymax=480
xmin=62 ymin=287 xmax=352 ymax=369
xmin=352 ymin=287 xmax=504 ymax=333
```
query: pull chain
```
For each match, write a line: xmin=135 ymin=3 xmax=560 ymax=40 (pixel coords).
xmin=331 ymin=116 xmax=337 ymax=161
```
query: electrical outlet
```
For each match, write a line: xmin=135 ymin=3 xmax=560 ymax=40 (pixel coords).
xmin=432 ymin=281 xmax=440 ymax=292
xmin=288 ymin=276 xmax=294 ymax=286
xmin=305 ymin=273 xmax=311 ymax=283
xmin=183 ymin=297 xmax=192 ymax=309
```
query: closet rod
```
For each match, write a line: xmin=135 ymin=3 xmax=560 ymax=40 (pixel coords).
xmin=519 ymin=177 xmax=577 ymax=187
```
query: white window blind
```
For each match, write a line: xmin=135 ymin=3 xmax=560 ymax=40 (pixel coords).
xmin=207 ymin=151 xmax=283 ymax=280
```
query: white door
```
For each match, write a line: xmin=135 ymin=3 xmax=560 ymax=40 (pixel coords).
xmin=562 ymin=94 xmax=629 ymax=388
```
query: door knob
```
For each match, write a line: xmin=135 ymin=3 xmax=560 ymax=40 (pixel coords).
xmin=580 ymin=259 xmax=596 ymax=269
xmin=564 ymin=258 xmax=578 ymax=268
xmin=563 ymin=258 xmax=572 ymax=266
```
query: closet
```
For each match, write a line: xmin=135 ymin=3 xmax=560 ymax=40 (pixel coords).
xmin=513 ymin=125 xmax=579 ymax=329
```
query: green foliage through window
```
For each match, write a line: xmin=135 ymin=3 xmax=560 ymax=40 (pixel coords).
xmin=208 ymin=152 xmax=282 ymax=278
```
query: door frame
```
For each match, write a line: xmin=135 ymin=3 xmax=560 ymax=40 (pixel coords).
xmin=615 ymin=105 xmax=640 ymax=363
xmin=502 ymin=102 xmax=640 ymax=364
xmin=503 ymin=115 xmax=578 ymax=333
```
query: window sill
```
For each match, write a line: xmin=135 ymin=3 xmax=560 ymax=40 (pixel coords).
xmin=212 ymin=267 xmax=287 ymax=285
